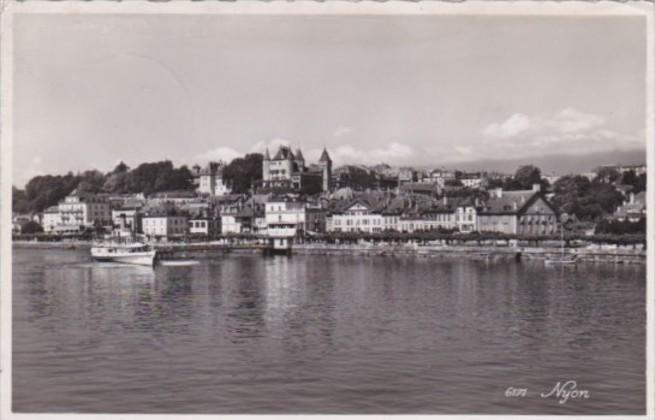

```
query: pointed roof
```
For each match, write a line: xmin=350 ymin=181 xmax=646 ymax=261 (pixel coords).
xmin=319 ymin=148 xmax=331 ymax=163
xmin=264 ymin=148 xmax=271 ymax=160
xmin=273 ymin=146 xmax=295 ymax=161
xmin=295 ymin=148 xmax=305 ymax=161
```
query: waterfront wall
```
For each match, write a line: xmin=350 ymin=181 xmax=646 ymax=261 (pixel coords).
xmin=12 ymin=240 xmax=645 ymax=264
xmin=292 ymin=243 xmax=646 ymax=264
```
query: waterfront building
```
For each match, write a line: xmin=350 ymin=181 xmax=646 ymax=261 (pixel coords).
xmin=12 ymin=214 xmax=35 ymax=234
xmin=477 ymin=184 xmax=558 ymax=235
xmin=265 ymin=196 xmax=307 ymax=232
xmin=111 ymin=207 xmax=142 ymax=236
xmin=189 ymin=210 xmax=220 ymax=237
xmin=398 ymin=214 xmax=453 ymax=233
xmin=142 ymin=208 xmax=189 ymax=239
xmin=306 ymin=206 xmax=327 ymax=234
xmin=56 ymin=189 xmax=112 ymax=231
xmin=219 ymin=198 xmax=264 ymax=234
xmin=264 ymin=196 xmax=307 ymax=250
xmin=327 ymin=200 xmax=384 ymax=233
xmin=261 ymin=146 xmax=332 ymax=193
xmin=455 ymin=203 xmax=477 ymax=232
xmin=42 ymin=206 xmax=61 ymax=233
xmin=193 ymin=161 xmax=231 ymax=196
xmin=613 ymin=191 xmax=646 ymax=222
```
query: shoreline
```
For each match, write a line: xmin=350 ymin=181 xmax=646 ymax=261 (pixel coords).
xmin=12 ymin=240 xmax=646 ymax=264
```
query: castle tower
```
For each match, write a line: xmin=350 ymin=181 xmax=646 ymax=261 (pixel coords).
xmin=318 ymin=147 xmax=332 ymax=192
xmin=295 ymin=148 xmax=305 ymax=172
xmin=263 ymin=148 xmax=271 ymax=182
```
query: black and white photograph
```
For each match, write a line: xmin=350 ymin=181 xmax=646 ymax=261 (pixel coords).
xmin=1 ymin=1 xmax=653 ymax=417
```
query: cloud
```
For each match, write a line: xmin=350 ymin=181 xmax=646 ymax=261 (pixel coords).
xmin=334 ymin=126 xmax=353 ymax=137
xmin=482 ymin=113 xmax=531 ymax=138
xmin=194 ymin=147 xmax=241 ymax=164
xmin=248 ymin=138 xmax=292 ymax=154
xmin=22 ymin=156 xmax=45 ymax=181
xmin=480 ymin=107 xmax=642 ymax=156
xmin=307 ymin=142 xmax=415 ymax=166
xmin=455 ymin=146 xmax=473 ymax=156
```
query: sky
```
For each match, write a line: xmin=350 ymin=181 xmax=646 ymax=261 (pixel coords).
xmin=13 ymin=14 xmax=647 ymax=186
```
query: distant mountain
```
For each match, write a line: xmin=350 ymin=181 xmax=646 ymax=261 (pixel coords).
xmin=439 ymin=149 xmax=646 ymax=175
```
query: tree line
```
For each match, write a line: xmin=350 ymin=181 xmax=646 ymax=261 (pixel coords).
xmin=13 ymin=161 xmax=195 ymax=214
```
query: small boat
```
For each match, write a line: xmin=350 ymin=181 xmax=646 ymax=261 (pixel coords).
xmin=545 ymin=216 xmax=577 ymax=266
xmin=545 ymin=254 xmax=577 ymax=265
xmin=91 ymin=242 xmax=157 ymax=267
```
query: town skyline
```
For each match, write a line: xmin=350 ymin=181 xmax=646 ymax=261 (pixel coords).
xmin=12 ymin=142 xmax=646 ymax=189
xmin=13 ymin=14 xmax=646 ymax=187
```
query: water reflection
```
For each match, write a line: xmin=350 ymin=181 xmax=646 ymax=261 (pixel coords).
xmin=12 ymin=248 xmax=646 ymax=414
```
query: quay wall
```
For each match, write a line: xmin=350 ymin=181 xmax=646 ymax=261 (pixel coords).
xmin=292 ymin=243 xmax=646 ymax=264
xmin=12 ymin=240 xmax=646 ymax=264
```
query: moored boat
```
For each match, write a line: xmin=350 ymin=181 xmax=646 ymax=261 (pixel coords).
xmin=91 ymin=242 xmax=157 ymax=267
xmin=545 ymin=213 xmax=577 ymax=266
xmin=544 ymin=254 xmax=577 ymax=265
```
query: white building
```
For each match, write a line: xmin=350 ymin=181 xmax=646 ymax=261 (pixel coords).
xmin=265 ymin=199 xmax=306 ymax=229
xmin=195 ymin=162 xmax=231 ymax=196
xmin=142 ymin=211 xmax=188 ymax=239
xmin=327 ymin=201 xmax=384 ymax=233
xmin=455 ymin=205 xmax=477 ymax=232
xmin=398 ymin=210 xmax=457 ymax=233
xmin=42 ymin=206 xmax=62 ymax=233
xmin=57 ymin=190 xmax=111 ymax=231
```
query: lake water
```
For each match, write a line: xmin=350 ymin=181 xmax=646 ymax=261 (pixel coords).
xmin=12 ymin=247 xmax=646 ymax=414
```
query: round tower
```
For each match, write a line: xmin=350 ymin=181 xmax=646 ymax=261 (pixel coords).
xmin=318 ymin=147 xmax=332 ymax=192
xmin=263 ymin=148 xmax=271 ymax=182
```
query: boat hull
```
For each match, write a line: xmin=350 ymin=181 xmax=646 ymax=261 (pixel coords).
xmin=545 ymin=257 xmax=577 ymax=265
xmin=91 ymin=250 xmax=157 ymax=267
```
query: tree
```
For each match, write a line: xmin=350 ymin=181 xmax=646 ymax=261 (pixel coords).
xmin=513 ymin=165 xmax=542 ymax=190
xmin=223 ymin=153 xmax=263 ymax=194
xmin=444 ymin=179 xmax=463 ymax=187
xmin=102 ymin=172 xmax=130 ymax=194
xmin=621 ymin=170 xmax=647 ymax=194
xmin=76 ymin=170 xmax=106 ymax=194
xmin=126 ymin=160 xmax=194 ymax=195
xmin=112 ymin=161 xmax=130 ymax=174
xmin=23 ymin=173 xmax=78 ymax=213
xmin=21 ymin=221 xmax=44 ymax=234
xmin=596 ymin=217 xmax=646 ymax=235
xmin=552 ymin=174 xmax=623 ymax=221
xmin=12 ymin=186 xmax=29 ymax=213
xmin=594 ymin=167 xmax=620 ymax=184
xmin=333 ymin=166 xmax=377 ymax=191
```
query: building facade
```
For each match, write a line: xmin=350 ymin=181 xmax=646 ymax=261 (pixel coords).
xmin=477 ymin=185 xmax=558 ymax=235
xmin=262 ymin=146 xmax=332 ymax=193
xmin=327 ymin=201 xmax=384 ymax=233
xmin=57 ymin=190 xmax=112 ymax=231
xmin=194 ymin=162 xmax=231 ymax=196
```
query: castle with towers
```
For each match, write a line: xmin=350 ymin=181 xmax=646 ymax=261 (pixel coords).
xmin=262 ymin=145 xmax=332 ymax=194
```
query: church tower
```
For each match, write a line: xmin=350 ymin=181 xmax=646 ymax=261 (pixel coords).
xmin=318 ymin=148 xmax=332 ymax=192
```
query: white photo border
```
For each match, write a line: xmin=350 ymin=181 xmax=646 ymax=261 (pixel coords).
xmin=1 ymin=2 xmax=653 ymax=419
